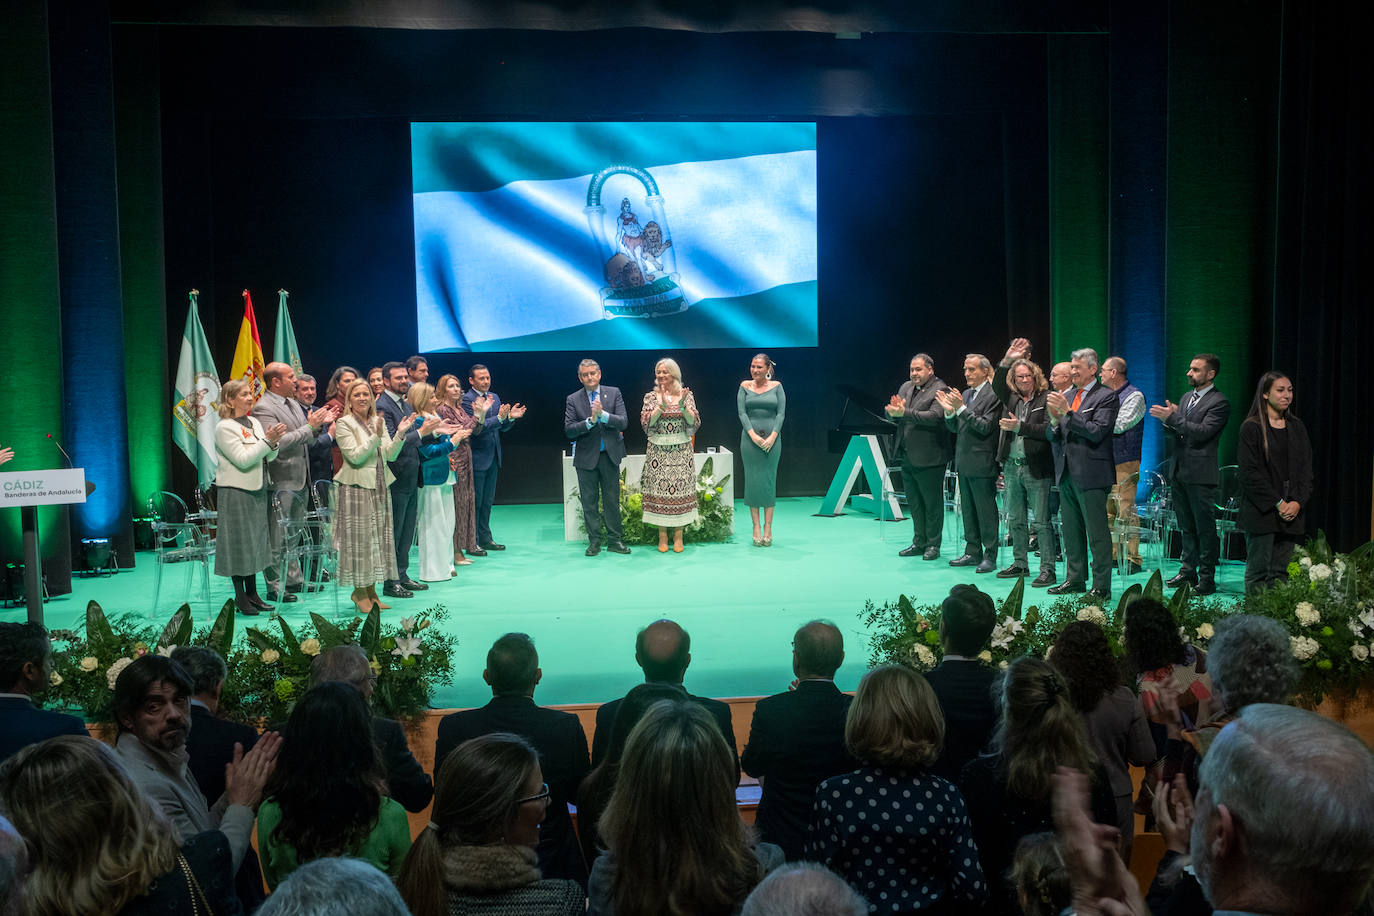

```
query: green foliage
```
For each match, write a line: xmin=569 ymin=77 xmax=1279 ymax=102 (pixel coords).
xmin=862 ymin=535 xmax=1374 ymax=704
xmin=571 ymin=456 xmax=735 ymax=545
xmin=44 ymin=602 xmax=458 ymax=727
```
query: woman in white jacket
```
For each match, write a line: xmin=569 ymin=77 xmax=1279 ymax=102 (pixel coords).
xmin=335 ymin=379 xmax=423 ymax=615
xmin=215 ymin=378 xmax=287 ymax=615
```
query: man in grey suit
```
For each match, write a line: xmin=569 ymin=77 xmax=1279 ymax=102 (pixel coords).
xmin=254 ymin=362 xmax=336 ymax=601
xmin=1150 ymin=353 xmax=1231 ymax=595
xmin=564 ymin=359 xmax=631 ymax=556
xmin=1046 ymin=347 xmax=1119 ymax=599
xmin=885 ymin=353 xmax=952 ymax=559
xmin=936 ymin=354 xmax=1003 ymax=573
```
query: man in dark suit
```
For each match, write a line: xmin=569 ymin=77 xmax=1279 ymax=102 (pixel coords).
xmin=564 ymin=358 xmax=631 ymax=557
xmin=0 ymin=622 xmax=86 ymax=762
xmin=434 ymin=633 xmax=590 ymax=885
xmin=924 ymin=585 xmax=999 ymax=782
xmin=1047 ymin=347 xmax=1120 ymax=599
xmin=936 ymin=353 xmax=1004 ymax=573
xmin=591 ymin=619 xmax=737 ymax=778
xmin=376 ymin=361 xmax=443 ymax=599
xmin=1151 ymin=353 xmax=1231 ymax=596
xmin=463 ymin=363 xmax=526 ymax=552
xmin=992 ymin=338 xmax=1057 ymax=586
xmin=310 ymin=646 xmax=433 ymax=812
xmin=885 ymin=353 xmax=952 ymax=560
xmin=295 ymin=373 xmax=336 ymax=486
xmin=170 ymin=645 xmax=266 ymax=912
xmin=740 ymin=621 xmax=857 ymax=861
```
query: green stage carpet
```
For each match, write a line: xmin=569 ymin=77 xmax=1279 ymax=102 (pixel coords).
xmin=13 ymin=498 xmax=1245 ymax=709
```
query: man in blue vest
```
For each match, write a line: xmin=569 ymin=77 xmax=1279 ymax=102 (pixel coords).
xmin=1101 ymin=357 xmax=1146 ymax=574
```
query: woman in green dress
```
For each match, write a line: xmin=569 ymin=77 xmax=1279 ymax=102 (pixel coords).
xmin=738 ymin=353 xmax=786 ymax=546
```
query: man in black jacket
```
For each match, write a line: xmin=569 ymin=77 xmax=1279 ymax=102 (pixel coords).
xmin=434 ymin=633 xmax=590 ymax=886
xmin=591 ymin=619 xmax=736 ymax=778
xmin=936 ymin=354 xmax=1004 ymax=573
xmin=886 ymin=353 xmax=952 ymax=560
xmin=925 ymin=585 xmax=999 ymax=782
xmin=1151 ymin=353 xmax=1231 ymax=596
xmin=992 ymin=338 xmax=1057 ymax=586
xmin=741 ymin=621 xmax=858 ymax=861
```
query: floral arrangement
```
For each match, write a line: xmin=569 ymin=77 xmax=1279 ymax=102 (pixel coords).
xmin=570 ymin=455 xmax=734 ymax=544
xmin=862 ymin=533 xmax=1374 ymax=703
xmin=44 ymin=599 xmax=456 ymax=726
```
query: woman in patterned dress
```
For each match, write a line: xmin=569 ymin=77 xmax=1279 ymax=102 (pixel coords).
xmin=434 ymin=373 xmax=487 ymax=566
xmin=640 ymin=358 xmax=699 ymax=553
xmin=334 ymin=379 xmax=422 ymax=615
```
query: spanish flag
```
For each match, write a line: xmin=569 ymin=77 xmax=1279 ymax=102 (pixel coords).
xmin=230 ymin=289 xmax=266 ymax=401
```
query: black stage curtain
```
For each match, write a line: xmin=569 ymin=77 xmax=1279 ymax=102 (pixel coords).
xmin=1270 ymin=0 xmax=1373 ymax=550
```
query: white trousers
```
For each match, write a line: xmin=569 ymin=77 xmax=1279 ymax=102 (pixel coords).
xmin=417 ymin=482 xmax=456 ymax=582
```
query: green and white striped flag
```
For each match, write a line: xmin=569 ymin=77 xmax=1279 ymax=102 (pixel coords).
xmin=273 ymin=288 xmax=303 ymax=375
xmin=171 ymin=291 xmax=221 ymax=485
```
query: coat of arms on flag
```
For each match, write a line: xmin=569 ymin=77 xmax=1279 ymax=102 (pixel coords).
xmin=585 ymin=166 xmax=687 ymax=320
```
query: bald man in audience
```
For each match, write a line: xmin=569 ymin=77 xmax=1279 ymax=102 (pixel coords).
xmin=591 ymin=619 xmax=737 ymax=778
xmin=742 ymin=621 xmax=858 ymax=860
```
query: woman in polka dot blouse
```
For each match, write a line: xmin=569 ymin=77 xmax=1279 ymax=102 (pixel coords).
xmin=807 ymin=665 xmax=986 ymax=915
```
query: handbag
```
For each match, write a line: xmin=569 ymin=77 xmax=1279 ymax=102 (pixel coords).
xmin=176 ymin=853 xmax=214 ymax=916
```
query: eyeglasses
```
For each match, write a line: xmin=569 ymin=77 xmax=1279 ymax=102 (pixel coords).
xmin=515 ymin=783 xmax=551 ymax=805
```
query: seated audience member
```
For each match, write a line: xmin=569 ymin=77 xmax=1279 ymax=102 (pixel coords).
xmin=1159 ymin=613 xmax=1299 ymax=796
xmin=739 ymin=862 xmax=869 ymax=916
xmin=808 ymin=665 xmax=986 ymax=915
xmin=171 ymin=646 xmax=259 ymax=807
xmin=576 ymin=681 xmax=685 ymax=866
xmin=1009 ymin=832 xmax=1072 ymax=916
xmin=113 ymin=655 xmax=279 ymax=877
xmin=434 ymin=633 xmax=590 ymax=885
xmin=396 ymin=733 xmax=584 ymax=916
xmin=741 ymin=620 xmax=858 ymax=861
xmin=1124 ymin=597 xmax=1217 ymax=728
xmin=1055 ymin=705 xmax=1374 ymax=916
xmin=1049 ymin=621 xmax=1155 ymax=863
xmin=310 ymin=645 xmax=433 ymax=812
xmin=959 ymin=656 xmax=1116 ymax=916
xmin=0 ymin=622 xmax=86 ymax=761
xmin=256 ymin=857 xmax=411 ymax=916
xmin=924 ymin=584 xmax=1000 ymax=781
xmin=0 ymin=735 xmax=242 ymax=916
xmin=591 ymin=619 xmax=737 ymax=773
xmin=1 ymin=813 xmax=28 ymax=916
xmin=589 ymin=700 xmax=782 ymax=916
xmin=172 ymin=646 xmax=267 ymax=911
xmin=257 ymin=683 xmax=411 ymax=888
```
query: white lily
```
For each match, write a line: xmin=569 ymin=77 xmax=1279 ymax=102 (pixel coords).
xmin=392 ymin=635 xmax=423 ymax=659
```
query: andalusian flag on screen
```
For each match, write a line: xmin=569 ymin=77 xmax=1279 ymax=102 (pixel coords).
xmin=411 ymin=122 xmax=818 ymax=352
xmin=230 ymin=290 xmax=267 ymax=401
xmin=273 ymin=289 xmax=303 ymax=375
xmin=171 ymin=291 xmax=221 ymax=484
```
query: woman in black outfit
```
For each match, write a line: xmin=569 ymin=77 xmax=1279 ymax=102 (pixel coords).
xmin=1237 ymin=371 xmax=1313 ymax=594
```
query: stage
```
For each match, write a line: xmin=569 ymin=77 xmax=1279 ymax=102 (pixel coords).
xmin=19 ymin=497 xmax=1247 ymax=710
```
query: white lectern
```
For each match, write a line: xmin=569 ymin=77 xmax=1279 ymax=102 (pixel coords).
xmin=1 ymin=468 xmax=88 ymax=624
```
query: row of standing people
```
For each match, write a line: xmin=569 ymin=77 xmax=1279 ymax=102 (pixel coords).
xmin=887 ymin=338 xmax=1312 ymax=600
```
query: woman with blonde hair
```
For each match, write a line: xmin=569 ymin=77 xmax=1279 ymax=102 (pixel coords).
xmin=214 ymin=377 xmax=287 ymax=616
xmin=396 ymin=733 xmax=583 ymax=916
xmin=808 ymin=664 xmax=986 ymax=915
xmin=640 ymin=357 xmax=700 ymax=553
xmin=407 ymin=382 xmax=467 ymax=582
xmin=590 ymin=700 xmax=780 ymax=916
xmin=0 ymin=735 xmax=242 ymax=915
xmin=433 ymin=372 xmax=485 ymax=566
xmin=958 ymin=656 xmax=1116 ymax=915
xmin=334 ymin=378 xmax=424 ymax=614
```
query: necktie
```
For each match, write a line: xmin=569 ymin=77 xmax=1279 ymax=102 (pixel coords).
xmin=1185 ymin=392 xmax=1196 ymax=414
xmin=963 ymin=388 xmax=974 ymax=407
xmin=1070 ymin=388 xmax=1083 ymax=412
